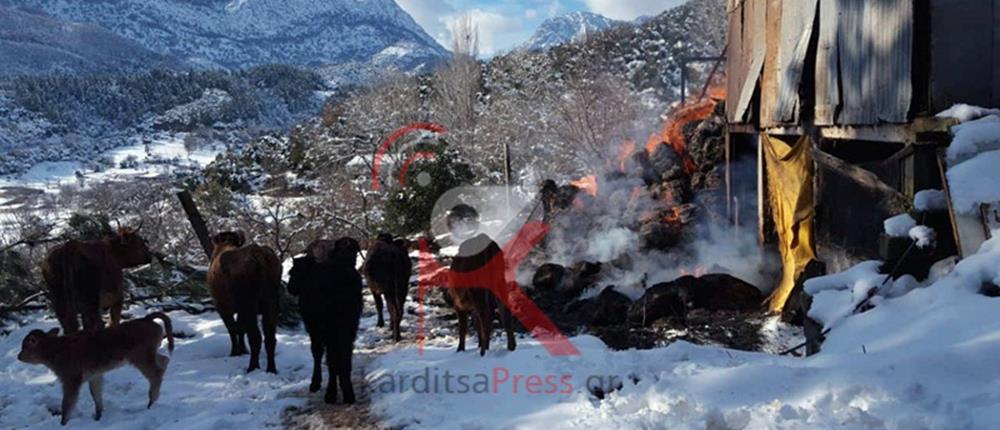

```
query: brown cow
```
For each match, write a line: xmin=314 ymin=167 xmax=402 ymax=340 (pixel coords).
xmin=446 ymin=205 xmax=517 ymax=356
xmin=41 ymin=227 xmax=153 ymax=334
xmin=17 ymin=312 xmax=174 ymax=425
xmin=363 ymin=233 xmax=412 ymax=342
xmin=207 ymin=232 xmax=281 ymax=373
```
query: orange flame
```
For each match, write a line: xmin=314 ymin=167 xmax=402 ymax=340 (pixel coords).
xmin=680 ymin=266 xmax=708 ymax=278
xmin=647 ymin=80 xmax=727 ymax=175
xmin=571 ymin=175 xmax=598 ymax=197
xmin=663 ymin=206 xmax=684 ymax=225
xmin=616 ymin=140 xmax=637 ymax=172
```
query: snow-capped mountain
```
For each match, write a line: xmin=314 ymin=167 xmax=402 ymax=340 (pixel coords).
xmin=0 ymin=0 xmax=449 ymax=79
xmin=0 ymin=7 xmax=182 ymax=76
xmin=523 ymin=11 xmax=623 ymax=52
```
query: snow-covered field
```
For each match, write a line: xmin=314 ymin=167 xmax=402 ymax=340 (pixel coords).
xmin=0 ymin=304 xmax=336 ymax=429
xmin=368 ymin=233 xmax=1000 ymax=429
xmin=0 ymin=134 xmax=221 ymax=191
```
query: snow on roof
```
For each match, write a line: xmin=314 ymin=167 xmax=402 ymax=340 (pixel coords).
xmin=936 ymin=103 xmax=1000 ymax=123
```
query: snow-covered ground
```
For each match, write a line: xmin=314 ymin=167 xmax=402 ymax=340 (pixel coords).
xmin=367 ymin=232 xmax=1000 ymax=429
xmin=0 ymin=134 xmax=221 ymax=191
xmin=0 ymin=134 xmax=223 ymax=239
xmin=0 ymin=306 xmax=314 ymax=429
xmin=359 ymin=105 xmax=1000 ymax=430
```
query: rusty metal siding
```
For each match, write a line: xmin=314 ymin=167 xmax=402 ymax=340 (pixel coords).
xmin=726 ymin=0 xmax=746 ymax=122
xmin=727 ymin=0 xmax=767 ymax=124
xmin=815 ymin=0 xmax=913 ymax=125
xmin=876 ymin=1 xmax=913 ymax=123
xmin=814 ymin=0 xmax=839 ymax=125
xmin=760 ymin=0 xmax=784 ymax=127
xmin=930 ymin=0 xmax=997 ymax=112
xmin=837 ymin=0 xmax=869 ymax=123
xmin=771 ymin=0 xmax=818 ymax=125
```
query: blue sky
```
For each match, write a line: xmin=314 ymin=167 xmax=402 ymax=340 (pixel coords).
xmin=396 ymin=0 xmax=687 ymax=56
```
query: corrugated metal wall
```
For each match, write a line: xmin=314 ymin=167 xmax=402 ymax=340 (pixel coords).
xmin=726 ymin=0 xmax=767 ymax=123
xmin=768 ymin=0 xmax=818 ymax=126
xmin=814 ymin=0 xmax=839 ymax=125
xmin=728 ymin=0 xmax=919 ymax=127
xmin=815 ymin=0 xmax=913 ymax=126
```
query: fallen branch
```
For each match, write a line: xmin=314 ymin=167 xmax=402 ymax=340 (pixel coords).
xmin=0 ymin=291 xmax=48 ymax=317
xmin=0 ymin=236 xmax=62 ymax=253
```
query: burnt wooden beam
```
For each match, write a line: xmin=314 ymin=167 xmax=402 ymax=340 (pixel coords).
xmin=810 ymin=147 xmax=911 ymax=213
xmin=176 ymin=190 xmax=214 ymax=260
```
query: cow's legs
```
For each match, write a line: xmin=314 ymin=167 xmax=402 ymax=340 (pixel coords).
xmin=54 ymin=301 xmax=80 ymax=334
xmin=239 ymin=306 xmax=262 ymax=373
xmin=109 ymin=299 xmax=123 ymax=327
xmin=80 ymin=298 xmax=103 ymax=331
xmin=261 ymin=300 xmax=278 ymax=374
xmin=219 ymin=311 xmax=243 ymax=356
xmin=372 ymin=291 xmax=385 ymax=328
xmin=386 ymin=292 xmax=402 ymax=342
xmin=309 ymin=334 xmax=324 ymax=392
xmin=456 ymin=310 xmax=468 ymax=352
xmin=497 ymin=297 xmax=517 ymax=352
xmin=336 ymin=345 xmax=355 ymax=404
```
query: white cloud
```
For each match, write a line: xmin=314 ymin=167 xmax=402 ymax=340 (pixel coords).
xmin=581 ymin=0 xmax=687 ymax=20
xmin=525 ymin=8 xmax=538 ymax=19
xmin=444 ymin=9 xmax=523 ymax=56
xmin=395 ymin=0 xmax=456 ymax=47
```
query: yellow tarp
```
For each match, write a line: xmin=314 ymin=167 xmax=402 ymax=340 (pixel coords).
xmin=762 ymin=133 xmax=816 ymax=313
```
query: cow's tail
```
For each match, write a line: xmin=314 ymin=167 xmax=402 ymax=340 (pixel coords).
xmin=146 ymin=312 xmax=174 ymax=354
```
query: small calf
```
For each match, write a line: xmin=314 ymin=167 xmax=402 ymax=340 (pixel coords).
xmin=17 ymin=312 xmax=175 ymax=425
xmin=363 ymin=233 xmax=411 ymax=342
xmin=449 ymin=233 xmax=517 ymax=356
xmin=288 ymin=237 xmax=364 ymax=404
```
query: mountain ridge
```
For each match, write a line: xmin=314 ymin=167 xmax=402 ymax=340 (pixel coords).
xmin=523 ymin=11 xmax=623 ymax=52
xmin=0 ymin=0 xmax=449 ymax=79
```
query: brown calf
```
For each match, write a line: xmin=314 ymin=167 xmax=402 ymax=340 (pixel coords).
xmin=363 ymin=233 xmax=412 ymax=342
xmin=207 ymin=232 xmax=281 ymax=373
xmin=41 ymin=227 xmax=153 ymax=334
xmin=448 ymin=233 xmax=517 ymax=356
xmin=17 ymin=312 xmax=174 ymax=425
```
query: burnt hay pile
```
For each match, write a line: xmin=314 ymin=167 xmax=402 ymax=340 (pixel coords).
xmin=525 ymin=102 xmax=773 ymax=351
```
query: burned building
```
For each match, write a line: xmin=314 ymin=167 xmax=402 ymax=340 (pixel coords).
xmin=723 ymin=0 xmax=1000 ymax=312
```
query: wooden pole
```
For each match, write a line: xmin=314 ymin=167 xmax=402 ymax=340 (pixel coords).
xmin=176 ymin=190 xmax=214 ymax=260
xmin=810 ymin=147 xmax=911 ymax=213
xmin=504 ymin=142 xmax=513 ymax=219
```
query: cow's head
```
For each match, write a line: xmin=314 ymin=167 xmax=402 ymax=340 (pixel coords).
xmin=332 ymin=237 xmax=362 ymax=267
xmin=286 ymin=255 xmax=316 ymax=297
xmin=212 ymin=231 xmax=246 ymax=255
xmin=17 ymin=328 xmax=59 ymax=365
xmin=114 ymin=224 xmax=152 ymax=267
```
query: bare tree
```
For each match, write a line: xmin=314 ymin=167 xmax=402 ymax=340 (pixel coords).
xmin=552 ymin=74 xmax=643 ymax=167
xmin=432 ymin=15 xmax=490 ymax=172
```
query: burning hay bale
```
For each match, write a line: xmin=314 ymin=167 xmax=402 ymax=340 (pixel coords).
xmin=628 ymin=274 xmax=763 ymax=326
xmin=531 ymin=262 xmax=603 ymax=298
xmin=524 ymin=84 xmax=775 ymax=352
xmin=563 ymin=287 xmax=630 ymax=327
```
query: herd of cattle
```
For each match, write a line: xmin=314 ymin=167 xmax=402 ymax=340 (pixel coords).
xmin=15 ymin=207 xmax=517 ymax=425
